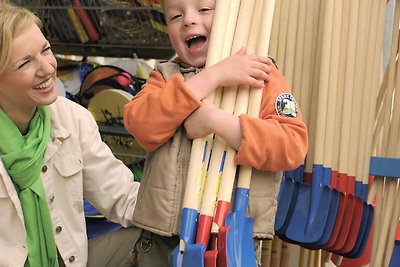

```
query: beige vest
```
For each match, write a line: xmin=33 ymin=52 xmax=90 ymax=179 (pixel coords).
xmin=132 ymin=61 xmax=282 ymax=240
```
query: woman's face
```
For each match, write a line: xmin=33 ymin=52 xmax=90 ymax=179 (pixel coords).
xmin=164 ymin=0 xmax=215 ymax=67
xmin=0 ymin=24 xmax=58 ymax=118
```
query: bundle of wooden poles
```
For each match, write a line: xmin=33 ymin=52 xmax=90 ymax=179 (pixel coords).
xmin=258 ymin=0 xmax=399 ymax=266
xmin=176 ymin=0 xmax=400 ymax=266
xmin=175 ymin=0 xmax=276 ymax=266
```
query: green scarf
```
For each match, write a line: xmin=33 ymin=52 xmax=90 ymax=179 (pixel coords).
xmin=0 ymin=107 xmax=58 ymax=267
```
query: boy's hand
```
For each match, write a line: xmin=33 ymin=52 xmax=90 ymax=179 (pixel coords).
xmin=184 ymin=48 xmax=273 ymax=103
xmin=209 ymin=47 xmax=272 ymax=89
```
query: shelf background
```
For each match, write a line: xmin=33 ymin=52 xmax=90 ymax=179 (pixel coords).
xmin=15 ymin=0 xmax=176 ymax=59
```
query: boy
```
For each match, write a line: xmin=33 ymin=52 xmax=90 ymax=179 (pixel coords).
xmin=124 ymin=0 xmax=308 ymax=266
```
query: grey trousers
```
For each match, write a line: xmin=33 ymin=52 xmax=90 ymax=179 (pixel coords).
xmin=87 ymin=226 xmax=142 ymax=267
xmin=57 ymin=227 xmax=141 ymax=267
xmin=132 ymin=230 xmax=180 ymax=267
xmin=58 ymin=228 xmax=261 ymax=267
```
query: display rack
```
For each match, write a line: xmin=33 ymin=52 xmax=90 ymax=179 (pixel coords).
xmin=369 ymin=156 xmax=400 ymax=178
xmin=15 ymin=0 xmax=175 ymax=59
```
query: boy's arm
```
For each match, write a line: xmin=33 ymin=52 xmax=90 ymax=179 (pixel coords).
xmin=234 ymin=66 xmax=308 ymax=171
xmin=124 ymin=70 xmax=201 ymax=152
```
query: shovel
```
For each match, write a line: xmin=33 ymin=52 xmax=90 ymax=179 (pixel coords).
xmin=223 ymin=166 xmax=257 ymax=267
xmin=285 ymin=0 xmax=339 ymax=245
xmin=346 ymin=161 xmax=375 ymax=258
xmin=389 ymin=240 xmax=400 ymax=267
xmin=274 ymin=174 xmax=299 ymax=236
xmin=168 ymin=137 xmax=208 ymax=267
xmin=222 ymin=4 xmax=276 ymax=263
xmin=284 ymin=165 xmax=336 ymax=245
xmin=196 ymin=0 xmax=255 ymax=255
xmin=217 ymin=1 xmax=276 ymax=266
xmin=389 ymin=222 xmax=400 ymax=267
xmin=342 ymin=201 xmax=373 ymax=258
xmin=275 ymin=164 xmax=306 ymax=237
xmin=169 ymin=1 xmax=236 ymax=265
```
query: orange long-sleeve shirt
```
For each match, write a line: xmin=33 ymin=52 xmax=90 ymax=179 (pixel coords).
xmin=124 ymin=65 xmax=308 ymax=172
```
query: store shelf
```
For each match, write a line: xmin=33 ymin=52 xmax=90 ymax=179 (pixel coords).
xmin=98 ymin=123 xmax=147 ymax=162
xmin=15 ymin=0 xmax=175 ymax=59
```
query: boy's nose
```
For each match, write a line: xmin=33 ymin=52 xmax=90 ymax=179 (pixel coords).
xmin=183 ymin=13 xmax=197 ymax=27
xmin=184 ymin=20 xmax=196 ymax=26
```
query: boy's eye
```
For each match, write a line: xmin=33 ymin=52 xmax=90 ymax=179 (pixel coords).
xmin=199 ymin=7 xmax=212 ymax=13
xmin=170 ymin=14 xmax=182 ymax=21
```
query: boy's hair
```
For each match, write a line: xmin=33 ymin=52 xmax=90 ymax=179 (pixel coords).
xmin=0 ymin=0 xmax=42 ymax=73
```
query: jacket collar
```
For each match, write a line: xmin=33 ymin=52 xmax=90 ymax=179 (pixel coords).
xmin=171 ymin=56 xmax=204 ymax=75
xmin=44 ymin=103 xmax=72 ymax=161
xmin=50 ymin=118 xmax=70 ymax=141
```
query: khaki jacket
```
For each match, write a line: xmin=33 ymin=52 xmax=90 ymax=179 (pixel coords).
xmin=0 ymin=97 xmax=140 ymax=267
xmin=127 ymin=60 xmax=308 ymax=240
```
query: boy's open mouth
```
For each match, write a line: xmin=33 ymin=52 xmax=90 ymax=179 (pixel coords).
xmin=186 ymin=35 xmax=207 ymax=49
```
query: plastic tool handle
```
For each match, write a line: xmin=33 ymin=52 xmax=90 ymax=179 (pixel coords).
xmin=71 ymin=0 xmax=100 ymax=41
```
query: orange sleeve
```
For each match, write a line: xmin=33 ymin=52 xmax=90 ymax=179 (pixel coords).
xmin=123 ymin=70 xmax=201 ymax=152
xmin=234 ymin=66 xmax=308 ymax=171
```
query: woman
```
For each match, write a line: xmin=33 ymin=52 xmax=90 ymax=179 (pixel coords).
xmin=0 ymin=1 xmax=140 ymax=266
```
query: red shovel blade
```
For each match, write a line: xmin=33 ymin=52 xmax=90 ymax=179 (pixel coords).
xmin=326 ymin=194 xmax=354 ymax=251
xmin=204 ymin=250 xmax=217 ymax=267
xmin=321 ymin=191 xmax=345 ymax=249
xmin=204 ymin=201 xmax=231 ymax=267
xmin=336 ymin=197 xmax=363 ymax=254
xmin=217 ymin=225 xmax=230 ymax=267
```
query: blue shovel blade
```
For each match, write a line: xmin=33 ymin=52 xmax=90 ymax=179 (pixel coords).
xmin=305 ymin=167 xmax=339 ymax=247
xmin=285 ymin=182 xmax=332 ymax=244
xmin=169 ymin=208 xmax=201 ymax=267
xmin=182 ymin=243 xmax=206 ymax=267
xmin=226 ymin=216 xmax=257 ymax=267
xmin=169 ymin=246 xmax=183 ymax=267
xmin=285 ymin=164 xmax=335 ymax=244
xmin=225 ymin=188 xmax=257 ymax=267
xmin=169 ymin=242 xmax=206 ymax=267
xmin=313 ymin=186 xmax=339 ymax=246
xmin=275 ymin=176 xmax=297 ymax=235
xmin=389 ymin=240 xmax=400 ymax=267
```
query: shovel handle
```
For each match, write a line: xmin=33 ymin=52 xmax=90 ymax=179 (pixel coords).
xmin=199 ymin=0 xmax=256 ymax=216
xmin=196 ymin=0 xmax=256 ymax=247
xmin=177 ymin=1 xmax=236 ymax=256
xmin=182 ymin=0 xmax=234 ymax=212
xmin=232 ymin=0 xmax=276 ymax=211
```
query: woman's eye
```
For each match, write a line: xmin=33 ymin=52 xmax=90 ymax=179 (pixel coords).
xmin=43 ymin=46 xmax=52 ymax=53
xmin=18 ymin=61 xmax=30 ymax=69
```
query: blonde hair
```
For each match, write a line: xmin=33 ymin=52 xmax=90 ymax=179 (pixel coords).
xmin=0 ymin=0 xmax=42 ymax=73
